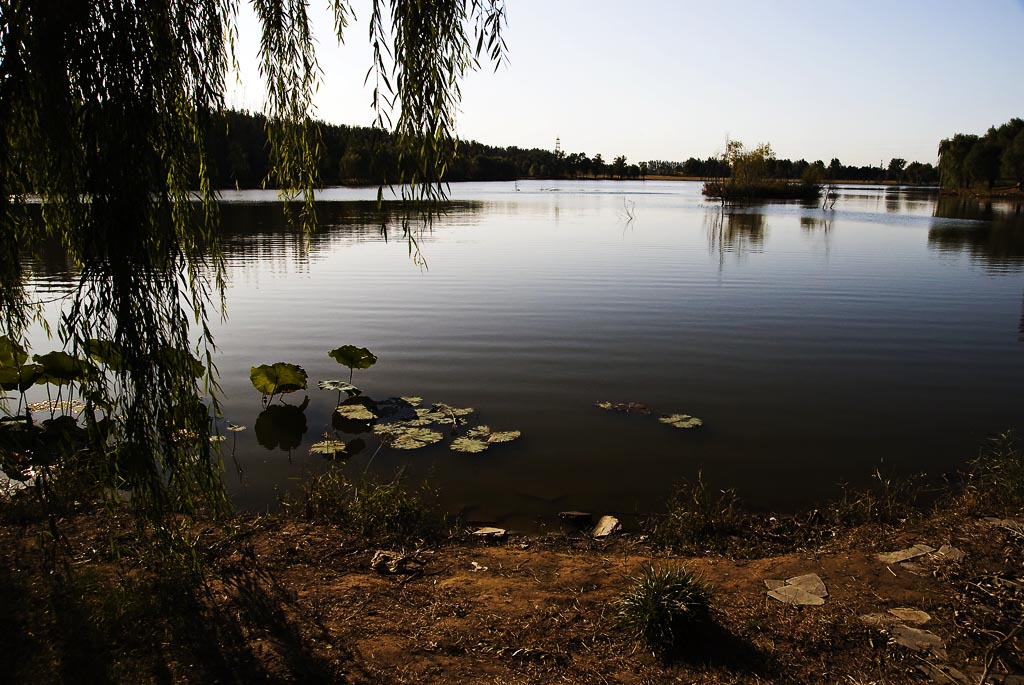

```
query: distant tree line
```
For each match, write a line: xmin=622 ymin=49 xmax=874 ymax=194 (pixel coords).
xmin=203 ymin=110 xmax=938 ymax=189
xmin=937 ymin=118 xmax=1024 ymax=190
xmin=203 ymin=110 xmax=649 ymax=187
xmin=646 ymin=155 xmax=938 ymax=185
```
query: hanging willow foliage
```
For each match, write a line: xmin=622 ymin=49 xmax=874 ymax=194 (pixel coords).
xmin=0 ymin=0 xmax=506 ymax=520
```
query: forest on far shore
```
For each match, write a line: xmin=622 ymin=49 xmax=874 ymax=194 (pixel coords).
xmin=204 ymin=110 xmax=941 ymax=188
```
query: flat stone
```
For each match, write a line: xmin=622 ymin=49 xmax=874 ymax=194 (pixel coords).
xmin=763 ymin=579 xmax=786 ymax=590
xmin=876 ymin=543 xmax=935 ymax=564
xmin=891 ymin=624 xmax=946 ymax=657
xmin=591 ymin=515 xmax=621 ymax=538
xmin=888 ymin=607 xmax=931 ymax=624
xmin=787 ymin=573 xmax=827 ymax=598
xmin=935 ymin=544 xmax=966 ymax=562
xmin=768 ymin=585 xmax=825 ymax=606
xmin=472 ymin=527 xmax=507 ymax=538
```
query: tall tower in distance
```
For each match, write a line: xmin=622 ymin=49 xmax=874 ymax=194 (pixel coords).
xmin=555 ymin=136 xmax=561 ymax=156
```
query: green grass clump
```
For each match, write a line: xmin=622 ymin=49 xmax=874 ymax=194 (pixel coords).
xmin=649 ymin=471 xmax=745 ymax=553
xmin=616 ymin=565 xmax=712 ymax=655
xmin=290 ymin=470 xmax=441 ymax=544
xmin=966 ymin=431 xmax=1024 ymax=510
xmin=827 ymin=468 xmax=923 ymax=527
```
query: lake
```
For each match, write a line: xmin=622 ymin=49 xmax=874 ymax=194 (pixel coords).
xmin=23 ymin=181 xmax=1024 ymax=527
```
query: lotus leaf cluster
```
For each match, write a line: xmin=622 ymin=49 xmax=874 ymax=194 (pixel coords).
xmin=450 ymin=425 xmax=521 ymax=454
xmin=659 ymin=414 xmax=704 ymax=429
xmin=596 ymin=401 xmax=652 ymax=415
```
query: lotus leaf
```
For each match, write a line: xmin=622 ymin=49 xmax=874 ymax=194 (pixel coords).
xmin=390 ymin=427 xmax=443 ymax=450
xmin=434 ymin=403 xmax=474 ymax=417
xmin=32 ymin=351 xmax=90 ymax=385
xmin=210 ymin=435 xmax=226 ymax=443
xmin=158 ymin=347 xmax=205 ymax=378
xmin=450 ymin=437 xmax=489 ymax=453
xmin=467 ymin=426 xmax=491 ymax=438
xmin=84 ymin=339 xmax=124 ymax=372
xmin=401 ymin=396 xmax=422 ymax=406
xmin=459 ymin=426 xmax=521 ymax=449
xmin=595 ymin=401 xmax=652 ymax=415
xmin=0 ymin=336 xmax=29 ymax=368
xmin=250 ymin=362 xmax=308 ymax=397
xmin=328 ymin=345 xmax=377 ymax=371
xmin=658 ymin=414 xmax=704 ymax=429
xmin=336 ymin=404 xmax=377 ymax=421
xmin=317 ymin=379 xmax=361 ymax=396
xmin=226 ymin=424 xmax=247 ymax=432
xmin=0 ymin=364 xmax=44 ymax=392
xmin=310 ymin=438 xmax=347 ymax=456
xmin=487 ymin=430 xmax=521 ymax=444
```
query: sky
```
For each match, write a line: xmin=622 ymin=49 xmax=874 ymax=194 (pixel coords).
xmin=230 ymin=0 xmax=1024 ymax=167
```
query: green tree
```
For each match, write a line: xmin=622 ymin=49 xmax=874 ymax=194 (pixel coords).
xmin=938 ymin=133 xmax=979 ymax=188
xmin=1001 ymin=129 xmax=1024 ymax=189
xmin=0 ymin=0 xmax=507 ymax=520
xmin=965 ymin=140 xmax=1002 ymax=189
xmin=887 ymin=158 xmax=907 ymax=182
xmin=612 ymin=155 xmax=628 ymax=179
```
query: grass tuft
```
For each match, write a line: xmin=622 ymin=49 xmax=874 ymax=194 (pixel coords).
xmin=649 ymin=471 xmax=744 ymax=553
xmin=616 ymin=565 xmax=712 ymax=656
xmin=965 ymin=430 xmax=1024 ymax=510
xmin=287 ymin=469 xmax=442 ymax=545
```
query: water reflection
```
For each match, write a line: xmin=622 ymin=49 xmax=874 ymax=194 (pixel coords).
xmin=705 ymin=208 xmax=767 ymax=265
xmin=254 ymin=398 xmax=309 ymax=454
xmin=23 ymin=200 xmax=486 ymax=281
xmin=928 ymin=197 xmax=1024 ymax=271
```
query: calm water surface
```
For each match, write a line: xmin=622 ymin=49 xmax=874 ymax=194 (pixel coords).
xmin=27 ymin=181 xmax=1024 ymax=527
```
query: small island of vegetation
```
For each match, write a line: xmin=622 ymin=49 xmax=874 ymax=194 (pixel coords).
xmin=701 ymin=141 xmax=823 ymax=201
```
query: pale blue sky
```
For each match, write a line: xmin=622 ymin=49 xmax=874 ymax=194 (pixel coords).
xmin=230 ymin=0 xmax=1024 ymax=166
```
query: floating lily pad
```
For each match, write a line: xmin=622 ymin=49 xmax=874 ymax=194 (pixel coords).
xmin=451 ymin=437 xmax=489 ymax=453
xmin=454 ymin=425 xmax=521 ymax=452
xmin=487 ymin=430 xmax=521 ymax=443
xmin=336 ymin=403 xmax=377 ymax=421
xmin=595 ymin=401 xmax=652 ymax=414
xmin=391 ymin=428 xmax=443 ymax=450
xmin=658 ymin=414 xmax=704 ymax=429
xmin=374 ymin=423 xmax=443 ymax=450
xmin=317 ymin=380 xmax=361 ymax=396
xmin=250 ymin=362 xmax=308 ymax=397
xmin=309 ymin=438 xmax=347 ymax=457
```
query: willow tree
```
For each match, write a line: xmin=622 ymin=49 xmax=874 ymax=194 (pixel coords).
xmin=0 ymin=0 xmax=506 ymax=519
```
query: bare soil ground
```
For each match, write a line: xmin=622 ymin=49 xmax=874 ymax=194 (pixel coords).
xmin=4 ymin=507 xmax=1019 ymax=684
